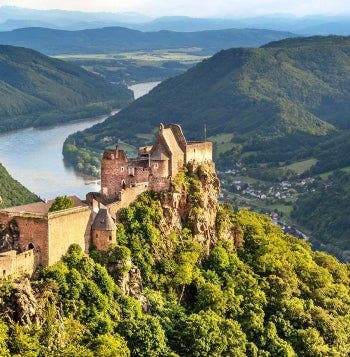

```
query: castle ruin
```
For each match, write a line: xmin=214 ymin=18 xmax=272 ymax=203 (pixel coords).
xmin=0 ymin=123 xmax=213 ymax=278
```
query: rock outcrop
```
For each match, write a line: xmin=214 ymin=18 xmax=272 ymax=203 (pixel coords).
xmin=160 ymin=163 xmax=221 ymax=254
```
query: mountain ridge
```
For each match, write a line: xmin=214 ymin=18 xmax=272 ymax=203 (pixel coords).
xmin=1 ymin=6 xmax=350 ymax=34
xmin=0 ymin=44 xmax=133 ymax=132
xmin=0 ymin=26 xmax=296 ymax=55
xmin=71 ymin=35 xmax=349 ymax=163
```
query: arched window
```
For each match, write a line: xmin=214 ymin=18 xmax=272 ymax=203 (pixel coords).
xmin=28 ymin=243 xmax=34 ymax=250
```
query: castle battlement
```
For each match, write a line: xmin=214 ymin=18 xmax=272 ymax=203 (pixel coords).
xmin=101 ymin=123 xmax=213 ymax=201
xmin=0 ymin=123 xmax=213 ymax=278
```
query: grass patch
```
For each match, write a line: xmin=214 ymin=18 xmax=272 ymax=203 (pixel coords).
xmin=282 ymin=158 xmax=318 ymax=174
xmin=54 ymin=49 xmax=207 ymax=63
xmin=209 ymin=133 xmax=235 ymax=154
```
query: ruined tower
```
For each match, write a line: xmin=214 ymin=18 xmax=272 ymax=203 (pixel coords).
xmin=91 ymin=208 xmax=116 ymax=251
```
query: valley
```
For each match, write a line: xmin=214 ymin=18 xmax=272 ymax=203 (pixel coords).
xmin=0 ymin=82 xmax=157 ymax=200
xmin=54 ymin=48 xmax=205 ymax=85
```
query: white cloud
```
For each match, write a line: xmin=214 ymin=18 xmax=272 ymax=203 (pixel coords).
xmin=1 ymin=0 xmax=349 ymax=17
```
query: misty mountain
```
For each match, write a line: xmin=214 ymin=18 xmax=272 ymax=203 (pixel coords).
xmin=0 ymin=6 xmax=150 ymax=26
xmin=0 ymin=26 xmax=295 ymax=55
xmin=1 ymin=6 xmax=350 ymax=35
xmin=135 ymin=15 xmax=350 ymax=35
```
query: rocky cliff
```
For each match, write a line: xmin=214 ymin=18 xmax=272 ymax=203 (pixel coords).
xmin=0 ymin=161 xmax=349 ymax=356
xmin=160 ymin=163 xmax=221 ymax=253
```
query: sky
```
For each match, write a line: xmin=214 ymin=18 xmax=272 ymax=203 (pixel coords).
xmin=0 ymin=0 xmax=349 ymax=17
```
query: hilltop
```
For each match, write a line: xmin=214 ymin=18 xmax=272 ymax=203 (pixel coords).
xmin=0 ymin=26 xmax=295 ymax=55
xmin=0 ymin=164 xmax=40 ymax=208
xmin=0 ymin=165 xmax=349 ymax=355
xmin=71 ymin=36 xmax=349 ymax=162
xmin=0 ymin=45 xmax=133 ymax=132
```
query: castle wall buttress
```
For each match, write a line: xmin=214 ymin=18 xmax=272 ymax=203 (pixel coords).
xmin=15 ymin=216 xmax=48 ymax=266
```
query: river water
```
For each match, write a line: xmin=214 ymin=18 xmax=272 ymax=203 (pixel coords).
xmin=0 ymin=81 xmax=160 ymax=201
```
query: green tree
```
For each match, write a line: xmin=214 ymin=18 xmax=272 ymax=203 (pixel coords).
xmin=49 ymin=196 xmax=74 ymax=212
xmin=90 ymin=334 xmax=130 ymax=357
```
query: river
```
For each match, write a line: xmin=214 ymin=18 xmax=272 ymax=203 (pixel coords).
xmin=0 ymin=81 xmax=160 ymax=201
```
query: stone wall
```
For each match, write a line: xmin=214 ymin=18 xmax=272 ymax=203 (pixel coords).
xmin=15 ymin=215 xmax=48 ymax=266
xmin=149 ymin=176 xmax=171 ymax=192
xmin=169 ymin=124 xmax=187 ymax=151
xmin=47 ymin=206 xmax=92 ymax=266
xmin=107 ymin=184 xmax=149 ymax=219
xmin=186 ymin=142 xmax=213 ymax=164
xmin=133 ymin=167 xmax=150 ymax=184
xmin=0 ymin=212 xmax=49 ymax=266
xmin=0 ymin=249 xmax=36 ymax=279
xmin=150 ymin=160 xmax=168 ymax=178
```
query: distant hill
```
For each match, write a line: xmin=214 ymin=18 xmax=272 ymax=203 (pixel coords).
xmin=1 ymin=6 xmax=350 ymax=35
xmin=0 ymin=45 xmax=133 ymax=132
xmin=72 ymin=36 xmax=350 ymax=164
xmin=137 ymin=15 xmax=350 ymax=34
xmin=0 ymin=6 xmax=150 ymax=31
xmin=0 ymin=164 xmax=40 ymax=208
xmin=0 ymin=27 xmax=295 ymax=55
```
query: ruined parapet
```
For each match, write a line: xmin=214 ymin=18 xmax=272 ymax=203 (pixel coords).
xmin=0 ymin=249 xmax=36 ymax=279
xmin=186 ymin=141 xmax=213 ymax=164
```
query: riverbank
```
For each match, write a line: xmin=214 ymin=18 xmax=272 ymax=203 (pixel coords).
xmin=0 ymin=82 xmax=160 ymax=200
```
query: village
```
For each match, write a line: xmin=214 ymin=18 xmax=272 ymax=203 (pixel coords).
xmin=217 ymin=164 xmax=318 ymax=240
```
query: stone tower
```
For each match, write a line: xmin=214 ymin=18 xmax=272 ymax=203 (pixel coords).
xmin=91 ymin=208 xmax=116 ymax=251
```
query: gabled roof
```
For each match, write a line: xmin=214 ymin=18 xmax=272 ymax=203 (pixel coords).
xmin=2 ymin=196 xmax=86 ymax=216
xmin=150 ymin=123 xmax=185 ymax=160
xmin=92 ymin=208 xmax=115 ymax=231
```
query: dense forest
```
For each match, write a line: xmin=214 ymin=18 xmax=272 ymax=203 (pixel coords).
xmin=0 ymin=165 xmax=349 ymax=356
xmin=0 ymin=27 xmax=294 ymax=55
xmin=292 ymin=171 xmax=350 ymax=261
xmin=0 ymin=45 xmax=133 ymax=132
xmin=0 ymin=164 xmax=40 ymax=209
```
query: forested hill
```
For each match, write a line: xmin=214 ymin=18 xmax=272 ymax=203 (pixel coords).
xmin=0 ymin=26 xmax=295 ymax=55
xmin=0 ymin=165 xmax=349 ymax=355
xmin=0 ymin=45 xmax=133 ymax=132
xmin=73 ymin=35 xmax=349 ymax=163
xmin=0 ymin=164 xmax=40 ymax=208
